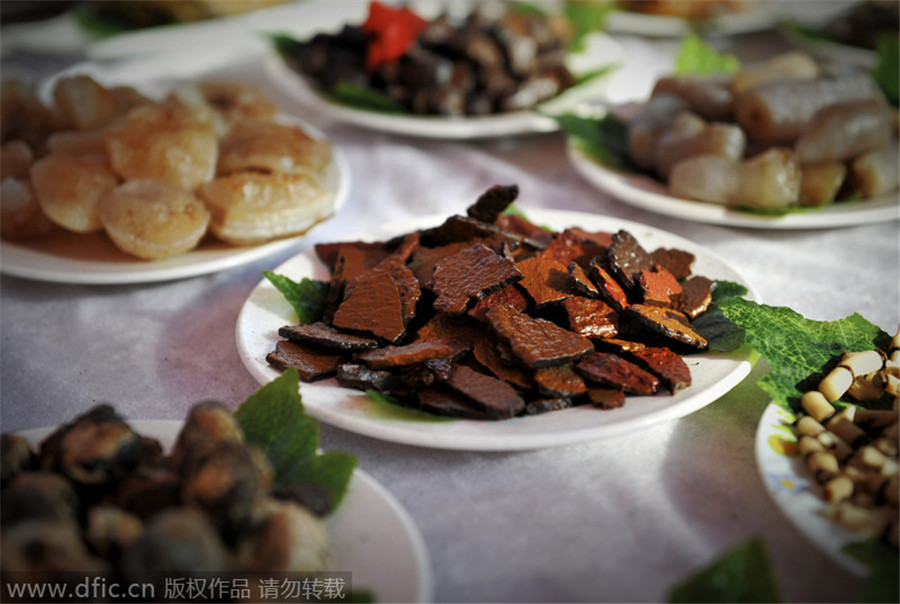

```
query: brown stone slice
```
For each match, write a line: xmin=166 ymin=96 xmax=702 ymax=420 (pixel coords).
xmin=266 ymin=340 xmax=344 ymax=382
xmin=485 ymin=303 xmax=594 ymax=369
xmin=525 ymin=398 xmax=574 ymax=415
xmin=494 ymin=213 xmax=555 ymax=247
xmin=605 ymin=229 xmax=654 ymax=290
xmin=575 ymin=352 xmax=660 ymax=395
xmin=678 ymin=276 xmax=714 ymax=319
xmin=638 ymin=266 xmax=683 ymax=308
xmin=586 ymin=387 xmax=626 ymax=409
xmin=626 ymin=304 xmax=708 ymax=350
xmin=467 ymin=283 xmax=530 ymax=323
xmin=278 ymin=322 xmax=380 ymax=351
xmin=431 ymin=243 xmax=522 ymax=316
xmin=588 ymin=262 xmax=630 ymax=311
xmin=561 ymin=297 xmax=619 ymax=339
xmin=569 ymin=262 xmax=600 ymax=298
xmin=314 ymin=240 xmax=391 ymax=274
xmin=444 ymin=365 xmax=525 ymax=419
xmin=331 ymin=264 xmax=406 ymax=342
xmin=417 ymin=388 xmax=493 ymax=420
xmin=533 ymin=364 xmax=587 ymax=398
xmin=628 ymin=346 xmax=692 ymax=392
xmin=466 ymin=183 xmax=519 ymax=223
xmin=358 ymin=340 xmax=459 ymax=369
xmin=515 ymin=254 xmax=573 ymax=308
xmin=650 ymin=247 xmax=695 ymax=280
xmin=408 ymin=241 xmax=472 ymax=289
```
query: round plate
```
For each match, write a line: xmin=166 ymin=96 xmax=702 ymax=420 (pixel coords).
xmin=236 ymin=209 xmax=759 ymax=451
xmin=264 ymin=33 xmax=626 ymax=140
xmin=1 ymin=91 xmax=351 ymax=284
xmin=602 ymin=2 xmax=776 ymax=37
xmin=754 ymin=403 xmax=867 ymax=576
xmin=567 ymin=142 xmax=900 ymax=229
xmin=17 ymin=420 xmax=433 ymax=603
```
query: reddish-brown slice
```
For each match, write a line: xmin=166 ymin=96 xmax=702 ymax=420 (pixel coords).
xmin=266 ymin=340 xmax=344 ymax=381
xmin=561 ymin=296 xmax=619 ymax=339
xmin=431 ymin=243 xmax=523 ymax=315
xmin=486 ymin=303 xmax=594 ymax=369
xmin=575 ymin=352 xmax=660 ymax=395
xmin=444 ymin=365 xmax=525 ymax=419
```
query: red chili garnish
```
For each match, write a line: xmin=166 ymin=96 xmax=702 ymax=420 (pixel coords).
xmin=360 ymin=1 xmax=428 ymax=71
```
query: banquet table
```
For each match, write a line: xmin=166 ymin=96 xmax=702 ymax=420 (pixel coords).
xmin=1 ymin=1 xmax=898 ymax=602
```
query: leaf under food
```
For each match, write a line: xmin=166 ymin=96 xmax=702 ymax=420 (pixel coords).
xmin=235 ymin=368 xmax=357 ymax=513
xmin=263 ymin=270 xmax=329 ymax=325
xmin=557 ymin=112 xmax=631 ymax=170
xmin=844 ymin=539 xmax=900 ymax=603
xmin=675 ymin=33 xmax=740 ymax=75
xmin=717 ymin=297 xmax=890 ymax=412
xmin=668 ymin=537 xmax=781 ymax=603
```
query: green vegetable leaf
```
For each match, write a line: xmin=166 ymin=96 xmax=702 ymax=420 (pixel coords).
xmin=327 ymin=81 xmax=408 ymax=114
xmin=269 ymin=32 xmax=306 ymax=59
xmin=844 ymin=539 xmax=900 ymax=603
xmin=675 ymin=33 xmax=740 ymax=75
xmin=871 ymin=34 xmax=899 ymax=106
xmin=556 ymin=112 xmax=631 ymax=171
xmin=717 ymin=297 xmax=889 ymax=412
xmin=562 ymin=1 xmax=616 ymax=52
xmin=691 ymin=280 xmax=748 ymax=352
xmin=235 ymin=369 xmax=357 ymax=512
xmin=263 ymin=270 xmax=329 ymax=325
xmin=668 ymin=537 xmax=781 ymax=603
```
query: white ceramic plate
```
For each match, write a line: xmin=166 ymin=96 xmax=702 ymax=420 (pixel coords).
xmin=567 ymin=142 xmax=900 ymax=229
xmin=0 ymin=69 xmax=351 ymax=285
xmin=17 ymin=420 xmax=433 ymax=603
xmin=602 ymin=2 xmax=776 ymax=37
xmin=264 ymin=33 xmax=626 ymax=140
xmin=236 ymin=209 xmax=759 ymax=451
xmin=754 ymin=402 xmax=867 ymax=576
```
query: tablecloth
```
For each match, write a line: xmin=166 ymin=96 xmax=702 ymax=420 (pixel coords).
xmin=1 ymin=2 xmax=898 ymax=602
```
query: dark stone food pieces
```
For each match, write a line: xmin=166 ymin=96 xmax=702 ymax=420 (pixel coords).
xmin=267 ymin=186 xmax=719 ymax=420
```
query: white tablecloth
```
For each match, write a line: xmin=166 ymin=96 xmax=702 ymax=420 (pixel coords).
xmin=1 ymin=2 xmax=897 ymax=602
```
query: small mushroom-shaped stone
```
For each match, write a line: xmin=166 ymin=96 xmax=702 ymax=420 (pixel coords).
xmin=239 ymin=500 xmax=334 ymax=572
xmin=1 ymin=471 xmax=80 ymax=527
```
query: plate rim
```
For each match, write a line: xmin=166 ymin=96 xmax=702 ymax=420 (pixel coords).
xmin=753 ymin=402 xmax=869 ymax=576
xmin=15 ymin=419 xmax=434 ymax=603
xmin=235 ymin=208 xmax=761 ymax=451
xmin=567 ymin=141 xmax=900 ymax=230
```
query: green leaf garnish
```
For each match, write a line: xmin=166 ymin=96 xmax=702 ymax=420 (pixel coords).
xmin=844 ymin=539 xmax=900 ymax=603
xmin=562 ymin=1 xmax=616 ymax=52
xmin=235 ymin=369 xmax=357 ymax=512
xmin=691 ymin=280 xmax=748 ymax=352
xmin=717 ymin=298 xmax=890 ymax=412
xmin=668 ymin=537 xmax=782 ymax=603
xmin=871 ymin=34 xmax=899 ymax=106
xmin=263 ymin=270 xmax=329 ymax=325
xmin=557 ymin=112 xmax=631 ymax=171
xmin=327 ymin=81 xmax=408 ymax=114
xmin=675 ymin=33 xmax=740 ymax=75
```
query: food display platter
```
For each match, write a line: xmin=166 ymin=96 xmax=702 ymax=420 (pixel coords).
xmin=264 ymin=32 xmax=627 ymax=140
xmin=236 ymin=209 xmax=760 ymax=451
xmin=567 ymin=142 xmax=900 ymax=230
xmin=754 ymin=403 xmax=869 ymax=576
xmin=17 ymin=420 xmax=433 ymax=604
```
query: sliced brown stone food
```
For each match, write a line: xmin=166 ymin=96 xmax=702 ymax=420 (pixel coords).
xmin=638 ymin=266 xmax=683 ymax=308
xmin=266 ymin=340 xmax=345 ymax=382
xmin=561 ymin=296 xmax=618 ymax=339
xmin=418 ymin=214 xmax=545 ymax=251
xmin=516 ymin=253 xmax=573 ymax=308
xmin=314 ymin=240 xmax=391 ymax=273
xmin=336 ymin=363 xmax=404 ymax=392
xmin=278 ymin=322 xmax=380 ymax=351
xmin=486 ymin=303 xmax=594 ymax=369
xmin=628 ymin=346 xmax=692 ymax=392
xmin=604 ymin=229 xmax=654 ymax=291
xmin=358 ymin=339 xmax=463 ymax=369
xmin=467 ymin=283 xmax=530 ymax=323
xmin=533 ymin=364 xmax=587 ymax=398
xmin=417 ymin=388 xmax=494 ymax=420
xmin=565 ymin=227 xmax=613 ymax=252
xmin=678 ymin=276 xmax=715 ymax=319
xmin=408 ymin=241 xmax=473 ymax=289
xmin=569 ymin=262 xmax=600 ymax=298
xmin=597 ymin=338 xmax=646 ymax=353
xmin=444 ymin=365 xmax=525 ymax=419
xmin=586 ymin=387 xmax=626 ymax=409
xmin=331 ymin=259 xmax=421 ymax=343
xmin=588 ymin=262 xmax=630 ymax=311
xmin=650 ymin=247 xmax=695 ymax=281
xmin=525 ymin=398 xmax=573 ymax=415
xmin=575 ymin=352 xmax=660 ymax=395
xmin=494 ymin=212 xmax=555 ymax=247
xmin=626 ymin=304 xmax=708 ymax=350
xmin=431 ymin=243 xmax=522 ymax=316
xmin=466 ymin=183 xmax=519 ymax=223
